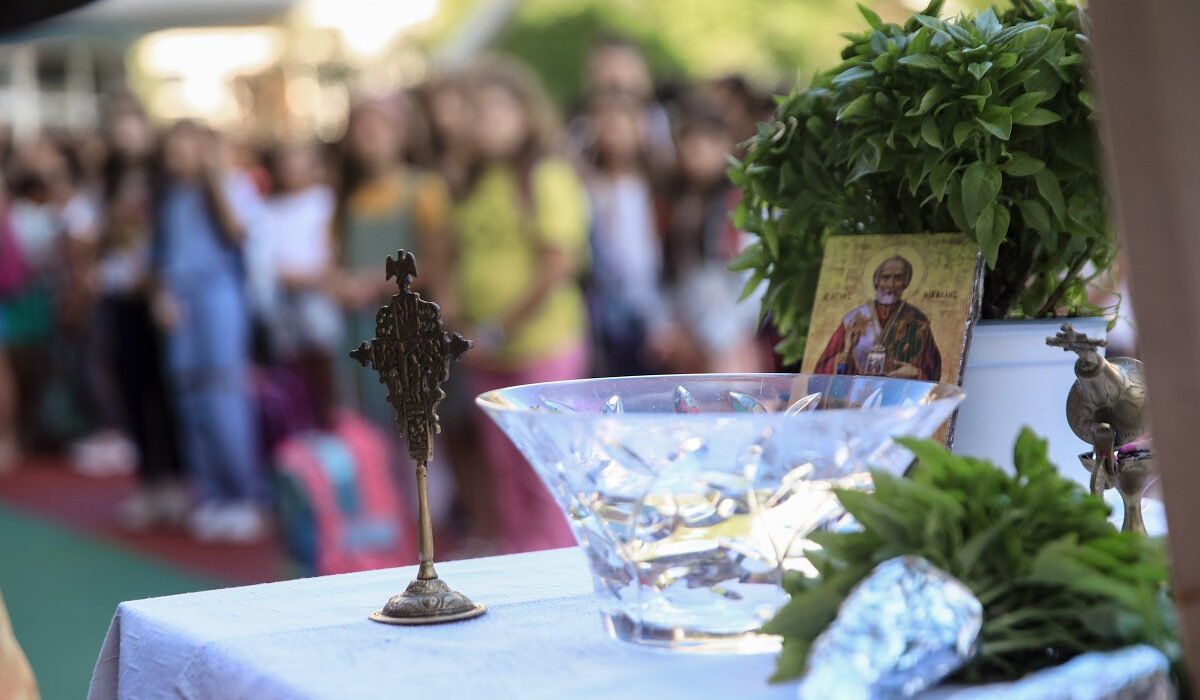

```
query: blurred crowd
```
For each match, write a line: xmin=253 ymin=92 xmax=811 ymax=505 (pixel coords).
xmin=0 ymin=37 xmax=780 ymax=559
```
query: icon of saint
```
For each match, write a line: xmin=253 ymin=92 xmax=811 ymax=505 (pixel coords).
xmin=813 ymin=254 xmax=942 ymax=381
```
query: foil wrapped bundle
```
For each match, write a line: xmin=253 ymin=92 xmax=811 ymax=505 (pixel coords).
xmin=796 ymin=556 xmax=983 ymax=700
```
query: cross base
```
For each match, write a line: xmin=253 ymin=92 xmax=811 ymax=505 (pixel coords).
xmin=368 ymin=576 xmax=487 ymax=625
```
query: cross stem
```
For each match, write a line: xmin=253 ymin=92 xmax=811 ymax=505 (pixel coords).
xmin=415 ymin=460 xmax=437 ymax=580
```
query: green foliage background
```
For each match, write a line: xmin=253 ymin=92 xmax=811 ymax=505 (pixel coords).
xmin=421 ymin=0 xmax=994 ymax=107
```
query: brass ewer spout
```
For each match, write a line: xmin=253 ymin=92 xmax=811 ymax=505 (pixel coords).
xmin=1047 ymin=323 xmax=1155 ymax=534
xmin=352 ymin=249 xmax=486 ymax=625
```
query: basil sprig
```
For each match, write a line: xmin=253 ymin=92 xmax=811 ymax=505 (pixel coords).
xmin=766 ymin=429 xmax=1180 ymax=686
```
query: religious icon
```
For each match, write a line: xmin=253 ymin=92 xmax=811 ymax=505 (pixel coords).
xmin=803 ymin=234 xmax=982 ymax=387
xmin=351 ymin=249 xmax=486 ymax=625
xmin=802 ymin=234 xmax=982 ymax=443
xmin=863 ymin=344 xmax=888 ymax=377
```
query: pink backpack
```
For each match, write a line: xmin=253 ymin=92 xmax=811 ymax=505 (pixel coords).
xmin=274 ymin=410 xmax=416 ymax=576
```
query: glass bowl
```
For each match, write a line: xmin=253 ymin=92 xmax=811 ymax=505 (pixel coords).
xmin=476 ymin=373 xmax=964 ymax=653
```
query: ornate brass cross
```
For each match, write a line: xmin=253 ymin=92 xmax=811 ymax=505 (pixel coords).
xmin=351 ymin=249 xmax=486 ymax=624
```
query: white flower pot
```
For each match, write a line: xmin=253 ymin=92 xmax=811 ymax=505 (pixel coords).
xmin=953 ymin=316 xmax=1109 ymax=487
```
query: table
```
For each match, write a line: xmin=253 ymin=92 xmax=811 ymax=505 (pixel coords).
xmin=88 ymin=548 xmax=797 ymax=700
xmin=87 ymin=547 xmax=1167 ymax=700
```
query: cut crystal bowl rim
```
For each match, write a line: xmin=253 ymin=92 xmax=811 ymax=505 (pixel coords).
xmin=474 ymin=372 xmax=965 ymax=422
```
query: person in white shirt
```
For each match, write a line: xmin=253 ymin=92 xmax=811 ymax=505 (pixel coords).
xmin=260 ymin=143 xmax=341 ymax=426
xmin=581 ymin=93 xmax=665 ymax=375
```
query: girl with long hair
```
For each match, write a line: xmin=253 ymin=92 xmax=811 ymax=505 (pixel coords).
xmin=451 ymin=58 xmax=590 ymax=554
xmin=648 ymin=99 xmax=766 ymax=374
xmin=332 ymin=96 xmax=451 ymax=431
xmin=414 ymin=74 xmax=473 ymax=200
xmin=580 ymin=92 xmax=664 ymax=376
xmin=97 ymin=101 xmax=186 ymax=530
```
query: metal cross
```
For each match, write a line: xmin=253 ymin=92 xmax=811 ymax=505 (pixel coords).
xmin=351 ymin=249 xmax=485 ymax=624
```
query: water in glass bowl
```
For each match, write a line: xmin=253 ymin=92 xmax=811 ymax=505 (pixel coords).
xmin=477 ymin=374 xmax=964 ymax=653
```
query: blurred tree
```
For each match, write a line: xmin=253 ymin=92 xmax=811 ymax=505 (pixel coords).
xmin=419 ymin=0 xmax=996 ymax=107
xmin=496 ymin=4 xmax=683 ymax=108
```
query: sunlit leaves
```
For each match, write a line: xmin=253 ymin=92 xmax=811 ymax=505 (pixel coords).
xmin=836 ymin=93 xmax=875 ymax=120
xmin=899 ymin=53 xmax=942 ymax=70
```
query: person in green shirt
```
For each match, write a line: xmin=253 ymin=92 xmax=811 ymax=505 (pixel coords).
xmin=448 ymin=58 xmax=590 ymax=554
xmin=332 ymin=97 xmax=452 ymax=431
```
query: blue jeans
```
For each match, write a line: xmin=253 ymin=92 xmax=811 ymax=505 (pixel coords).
xmin=166 ymin=279 xmax=261 ymax=503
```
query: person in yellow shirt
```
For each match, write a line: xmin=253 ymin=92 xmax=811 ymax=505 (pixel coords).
xmin=449 ymin=59 xmax=589 ymax=554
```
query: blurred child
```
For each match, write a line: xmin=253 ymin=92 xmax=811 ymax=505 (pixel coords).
xmin=262 ymin=143 xmax=340 ymax=427
xmin=97 ymin=102 xmax=186 ymax=530
xmin=333 ymin=97 xmax=451 ymax=430
xmin=452 ymin=59 xmax=590 ymax=554
xmin=649 ymin=100 xmax=765 ymax=374
xmin=413 ymin=74 xmax=494 ymax=546
xmin=57 ymin=133 xmax=142 ymax=480
xmin=1 ymin=141 xmax=57 ymax=453
xmin=581 ymin=93 xmax=663 ymax=376
xmin=151 ymin=121 xmax=267 ymax=543
xmin=705 ymin=75 xmax=770 ymax=151
xmin=416 ymin=75 xmax=474 ymax=199
xmin=3 ymin=138 xmax=129 ymax=465
xmin=571 ymin=35 xmax=675 ymax=181
xmin=0 ymin=190 xmax=23 ymax=474
xmin=3 ymin=141 xmax=76 ymax=449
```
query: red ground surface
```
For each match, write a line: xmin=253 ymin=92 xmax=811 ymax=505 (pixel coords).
xmin=0 ymin=457 xmax=289 ymax=585
xmin=0 ymin=455 xmax=482 ymax=587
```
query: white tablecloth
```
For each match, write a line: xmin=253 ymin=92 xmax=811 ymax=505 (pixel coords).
xmin=88 ymin=548 xmax=799 ymax=700
xmin=87 ymin=547 xmax=1168 ymax=700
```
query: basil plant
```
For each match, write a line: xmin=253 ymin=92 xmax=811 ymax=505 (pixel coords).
xmin=731 ymin=0 xmax=1117 ymax=364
